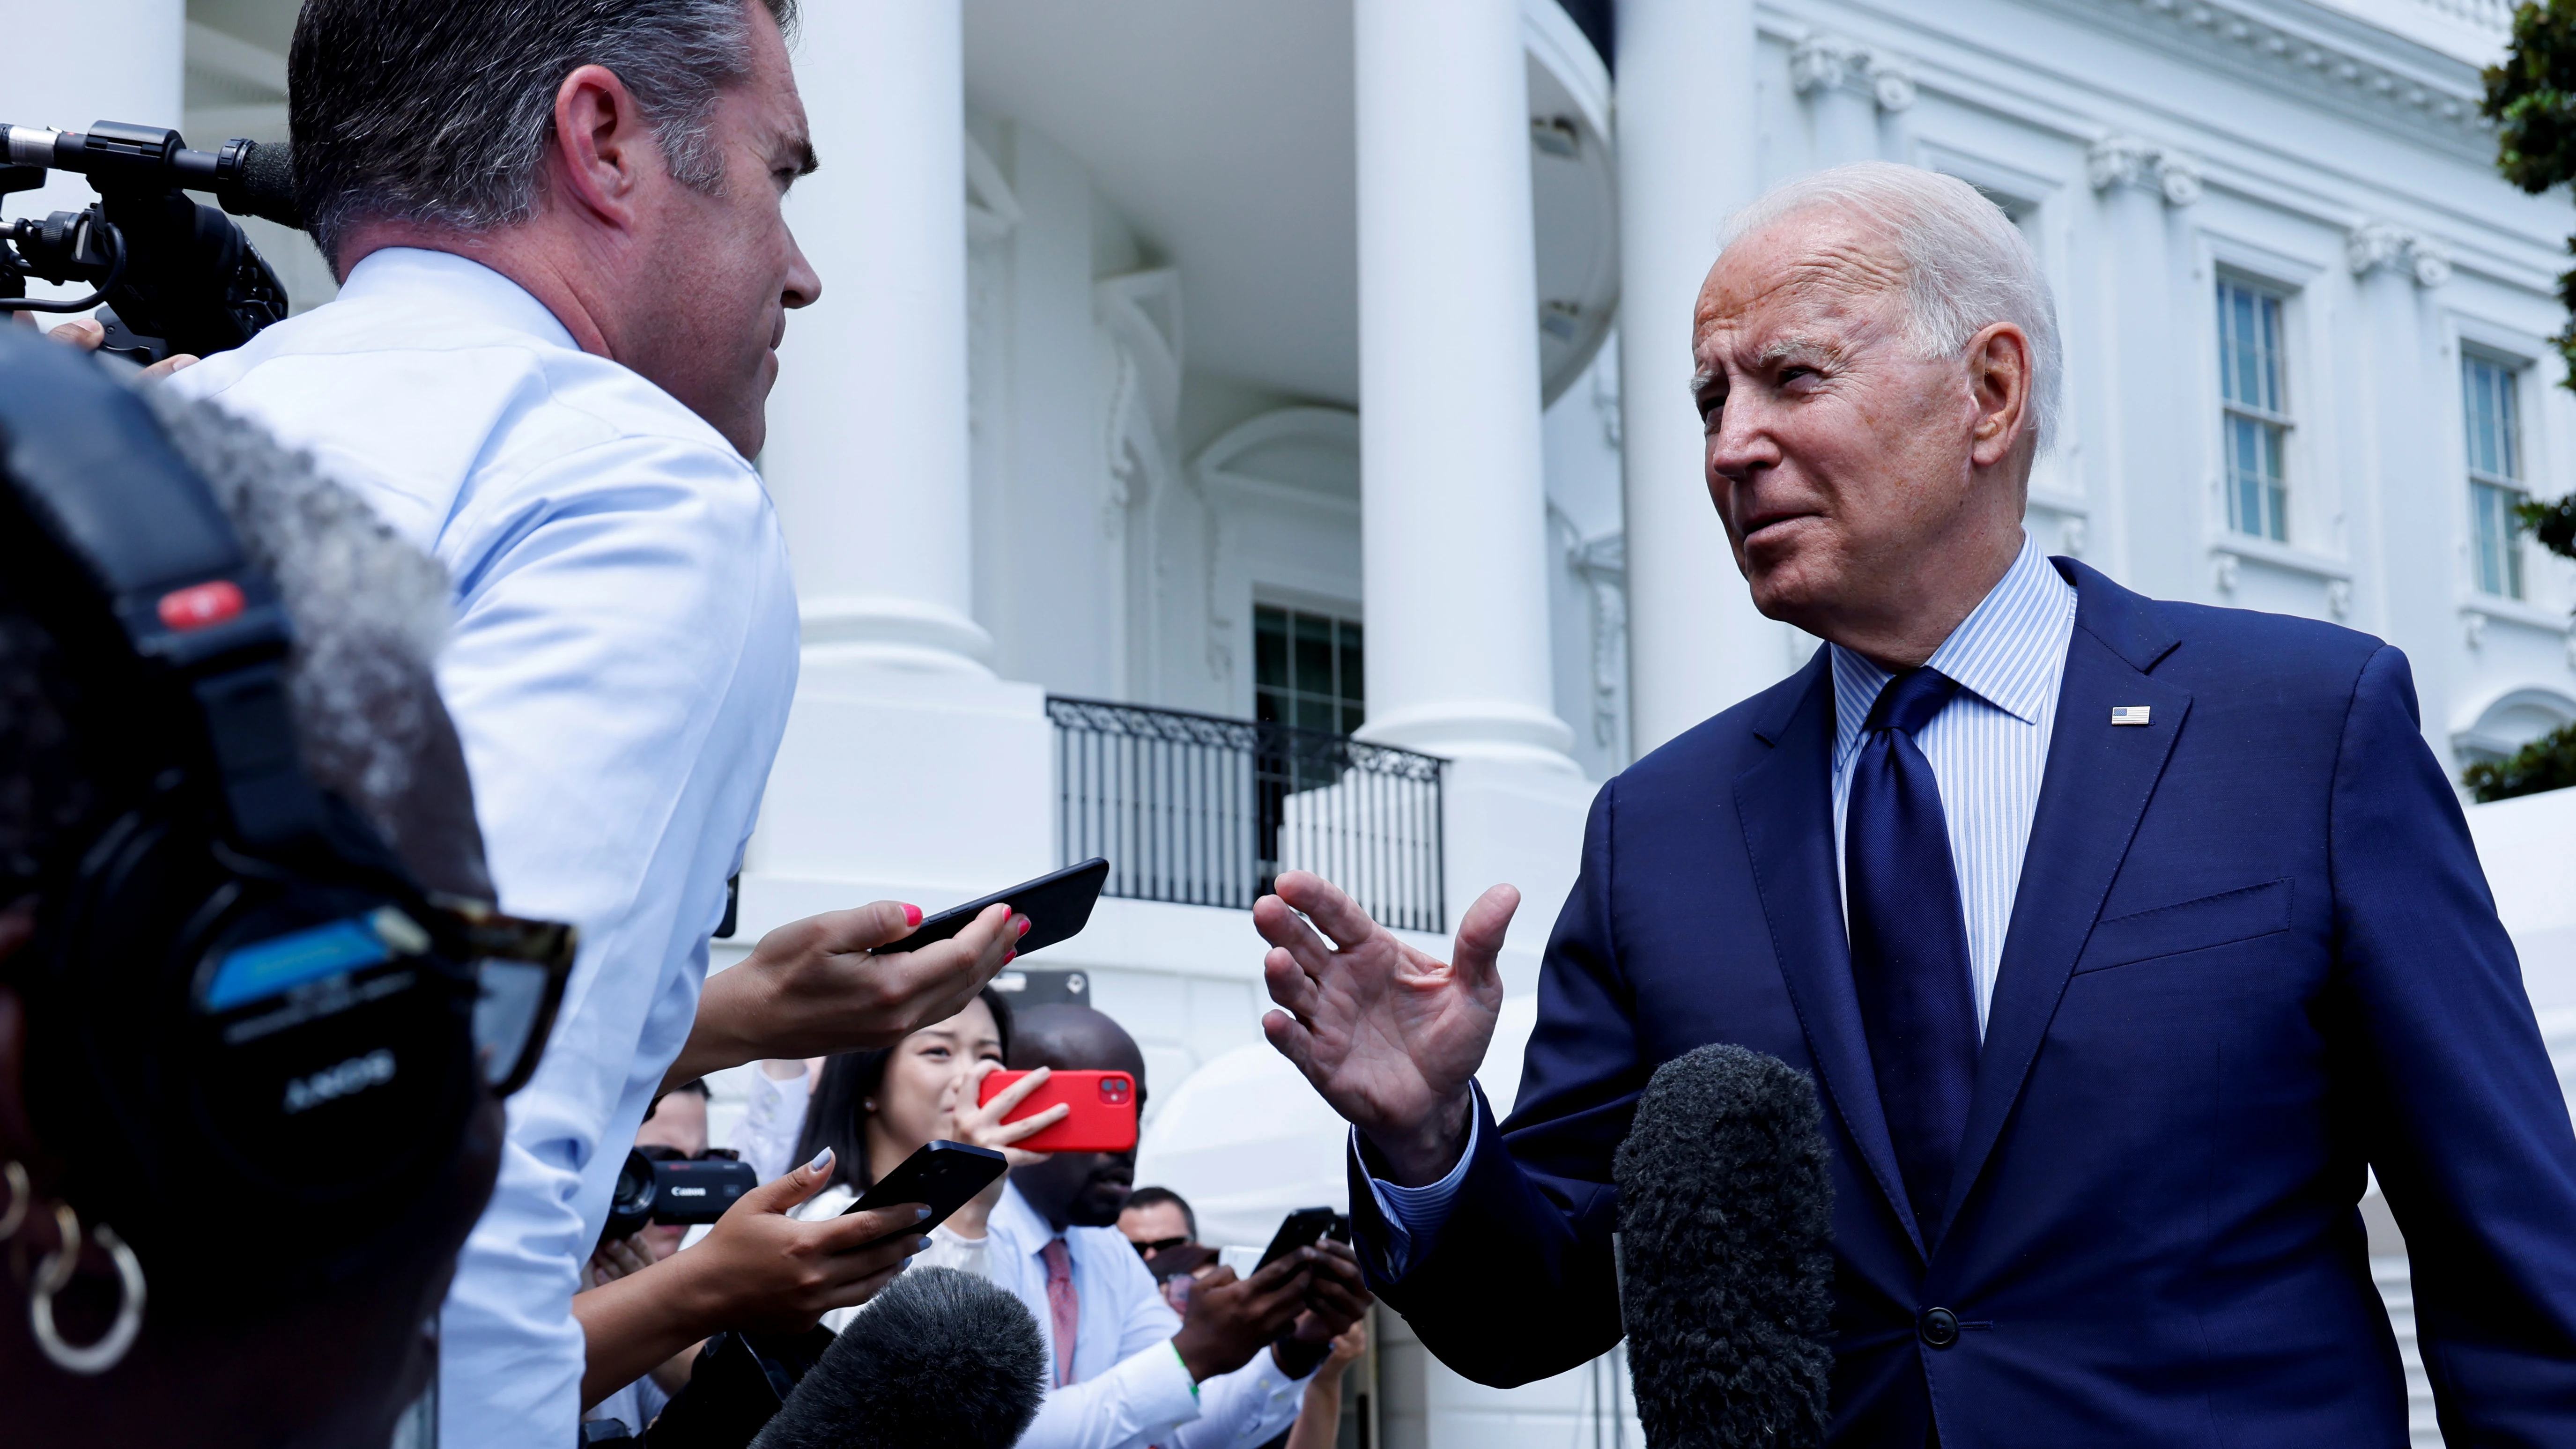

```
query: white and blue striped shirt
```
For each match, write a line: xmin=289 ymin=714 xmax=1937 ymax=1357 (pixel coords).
xmin=1828 ymin=533 xmax=2077 ymax=1035
xmin=1362 ymin=532 xmax=2077 ymax=1268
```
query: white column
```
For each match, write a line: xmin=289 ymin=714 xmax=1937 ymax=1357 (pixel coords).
xmin=2088 ymin=137 xmax=2199 ymax=600
xmin=1614 ymin=0 xmax=1776 ymax=754
xmin=9 ymin=0 xmax=185 ymax=302
xmin=763 ymin=0 xmax=991 ymax=677
xmin=736 ymin=0 xmax=1051 ymax=943
xmin=1351 ymin=0 xmax=1574 ymax=775
xmin=2348 ymin=223 xmax=2458 ymax=772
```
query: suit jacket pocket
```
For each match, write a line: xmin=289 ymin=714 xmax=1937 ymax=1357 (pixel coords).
xmin=2073 ymin=878 xmax=2293 ymax=974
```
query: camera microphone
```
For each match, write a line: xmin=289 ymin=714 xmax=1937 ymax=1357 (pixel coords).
xmin=1 ymin=120 xmax=298 ymax=362
xmin=1613 ymin=1043 xmax=1836 ymax=1449
xmin=2 ymin=123 xmax=299 ymax=229
xmin=746 ymin=1266 xmax=1046 ymax=1449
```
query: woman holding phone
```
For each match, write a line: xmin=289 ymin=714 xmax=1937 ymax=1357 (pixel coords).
xmin=786 ymin=989 xmax=1066 ymax=1323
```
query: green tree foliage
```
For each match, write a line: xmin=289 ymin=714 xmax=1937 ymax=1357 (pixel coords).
xmin=2488 ymin=0 xmax=2576 ymax=415
xmin=2475 ymin=6 xmax=2576 ymax=799
xmin=2464 ymin=723 xmax=2576 ymax=801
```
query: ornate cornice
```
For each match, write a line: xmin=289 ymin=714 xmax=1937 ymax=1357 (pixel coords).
xmin=2347 ymin=220 xmax=2454 ymax=285
xmin=2088 ymin=136 xmax=2205 ymax=205
xmin=2052 ymin=0 xmax=2492 ymax=153
xmin=1791 ymin=31 xmax=1919 ymax=112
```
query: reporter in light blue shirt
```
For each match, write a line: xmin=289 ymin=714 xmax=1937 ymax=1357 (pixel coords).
xmin=165 ymin=1 xmax=1019 ymax=1444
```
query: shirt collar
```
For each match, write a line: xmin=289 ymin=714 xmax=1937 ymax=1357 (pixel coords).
xmin=1830 ymin=533 xmax=2072 ymax=765
xmin=986 ymin=1181 xmax=1055 ymax=1258
xmin=337 ymin=246 xmax=583 ymax=354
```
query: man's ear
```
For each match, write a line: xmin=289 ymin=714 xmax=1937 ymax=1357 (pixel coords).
xmin=547 ymin=63 xmax=657 ymax=231
xmin=1965 ymin=321 xmax=2033 ymax=469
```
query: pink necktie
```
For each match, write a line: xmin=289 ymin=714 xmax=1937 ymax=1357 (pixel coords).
xmin=1041 ymin=1237 xmax=1080 ymax=1387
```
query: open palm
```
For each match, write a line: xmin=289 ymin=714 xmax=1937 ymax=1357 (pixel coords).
xmin=1254 ymin=870 xmax=1519 ymax=1184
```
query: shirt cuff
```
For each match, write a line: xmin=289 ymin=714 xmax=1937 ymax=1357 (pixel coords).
xmin=1356 ymin=1089 xmax=1481 ymax=1279
xmin=1133 ymin=1334 xmax=1204 ymax=1423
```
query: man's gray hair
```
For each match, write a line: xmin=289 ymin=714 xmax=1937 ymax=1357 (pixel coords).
xmin=290 ymin=0 xmax=800 ymax=266
xmin=1725 ymin=162 xmax=2064 ymax=452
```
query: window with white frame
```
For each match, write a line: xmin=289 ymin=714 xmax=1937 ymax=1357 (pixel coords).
xmin=2461 ymin=351 xmax=2528 ymax=600
xmin=2216 ymin=277 xmax=2292 ymax=543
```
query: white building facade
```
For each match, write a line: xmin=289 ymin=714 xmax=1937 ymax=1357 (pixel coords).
xmin=15 ymin=0 xmax=2576 ymax=1443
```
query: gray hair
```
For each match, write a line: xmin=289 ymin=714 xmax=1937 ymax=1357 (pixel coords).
xmin=1724 ymin=162 xmax=2064 ymax=452
xmin=1 ymin=369 xmax=485 ymax=900
xmin=289 ymin=0 xmax=800 ymax=266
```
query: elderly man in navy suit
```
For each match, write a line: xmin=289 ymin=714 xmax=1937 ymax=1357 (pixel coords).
xmin=1252 ymin=161 xmax=2576 ymax=1446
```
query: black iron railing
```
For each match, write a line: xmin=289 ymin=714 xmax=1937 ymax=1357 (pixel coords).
xmin=1047 ymin=696 xmax=1447 ymax=932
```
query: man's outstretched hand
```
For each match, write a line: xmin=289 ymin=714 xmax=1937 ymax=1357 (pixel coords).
xmin=1255 ymin=871 xmax=1518 ymax=1186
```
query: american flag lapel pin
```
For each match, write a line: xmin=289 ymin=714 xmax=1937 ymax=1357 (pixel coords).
xmin=2111 ymin=706 xmax=2151 ymax=726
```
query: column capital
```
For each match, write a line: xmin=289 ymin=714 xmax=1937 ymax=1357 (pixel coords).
xmin=2347 ymin=221 xmax=2451 ymax=288
xmin=1791 ymin=31 xmax=1916 ymax=113
xmin=2088 ymin=136 xmax=2200 ymax=206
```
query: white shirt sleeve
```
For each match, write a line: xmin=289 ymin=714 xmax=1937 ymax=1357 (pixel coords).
xmin=427 ymin=436 xmax=799 ymax=1448
xmin=731 ymin=1068 xmax=812 ymax=1183
xmin=1013 ymin=1338 xmax=1205 ymax=1449
xmin=1167 ymin=1348 xmax=1316 ymax=1449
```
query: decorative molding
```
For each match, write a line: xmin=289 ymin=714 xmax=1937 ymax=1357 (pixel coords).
xmin=1551 ymin=504 xmax=1629 ymax=749
xmin=1192 ymin=408 xmax=1363 ymax=687
xmin=1791 ymin=32 xmax=1917 ymax=113
xmin=2214 ymin=550 xmax=2241 ymax=594
xmin=1591 ymin=354 xmax=1621 ymax=451
xmin=2464 ymin=608 xmax=2488 ymax=651
xmin=2347 ymin=221 xmax=2453 ymax=287
xmin=2327 ymin=579 xmax=2354 ymax=619
xmin=2088 ymin=136 xmax=2202 ymax=206
xmin=1097 ymin=270 xmax=1185 ymax=697
xmin=2053 ymin=0 xmax=2493 ymax=156
xmin=964 ymin=135 xmax=1022 ymax=246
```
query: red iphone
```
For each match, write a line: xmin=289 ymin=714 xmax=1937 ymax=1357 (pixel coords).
xmin=979 ymin=1068 xmax=1139 ymax=1153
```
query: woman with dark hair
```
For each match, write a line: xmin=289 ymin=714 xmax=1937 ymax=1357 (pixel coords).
xmin=786 ymin=987 xmax=1064 ymax=1326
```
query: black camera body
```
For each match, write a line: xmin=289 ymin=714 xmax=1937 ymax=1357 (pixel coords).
xmin=1 ymin=120 xmax=302 ymax=364
xmin=602 ymin=1148 xmax=759 ymax=1244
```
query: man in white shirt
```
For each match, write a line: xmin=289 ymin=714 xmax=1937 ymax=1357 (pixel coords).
xmin=989 ymin=1005 xmax=1369 ymax=1449
xmin=166 ymin=1 xmax=1019 ymax=1443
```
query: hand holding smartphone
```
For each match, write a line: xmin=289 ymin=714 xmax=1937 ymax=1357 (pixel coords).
xmin=871 ymin=858 xmax=1110 ymax=957
xmin=976 ymin=1067 xmax=1138 ymax=1154
xmin=838 ymin=1140 xmax=1008 ymax=1248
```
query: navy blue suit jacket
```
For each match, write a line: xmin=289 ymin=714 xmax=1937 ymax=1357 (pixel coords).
xmin=1351 ymin=561 xmax=2576 ymax=1446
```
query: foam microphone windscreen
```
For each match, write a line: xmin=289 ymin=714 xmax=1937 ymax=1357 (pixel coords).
xmin=746 ymin=1267 xmax=1047 ymax=1449
xmin=1613 ymin=1044 xmax=1836 ymax=1449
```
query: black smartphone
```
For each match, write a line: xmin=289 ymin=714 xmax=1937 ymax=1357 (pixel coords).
xmin=1257 ymin=1206 xmax=1343 ymax=1271
xmin=839 ymin=1140 xmax=1009 ymax=1245
xmin=870 ymin=857 xmax=1110 ymax=958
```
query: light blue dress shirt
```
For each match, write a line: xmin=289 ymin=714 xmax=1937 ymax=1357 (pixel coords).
xmin=170 ymin=248 xmax=800 ymax=1449
xmin=1364 ymin=534 xmax=2076 ymax=1271
xmin=983 ymin=1183 xmax=1313 ymax=1449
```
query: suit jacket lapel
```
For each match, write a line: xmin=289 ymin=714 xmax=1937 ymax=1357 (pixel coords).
xmin=1935 ymin=562 xmax=2190 ymax=1244
xmin=1735 ymin=651 xmax=1923 ymax=1257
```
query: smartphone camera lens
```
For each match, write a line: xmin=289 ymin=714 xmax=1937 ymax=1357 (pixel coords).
xmin=1100 ymin=1074 xmax=1132 ymax=1105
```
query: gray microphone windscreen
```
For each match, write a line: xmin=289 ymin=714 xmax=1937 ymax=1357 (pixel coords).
xmin=747 ymin=1267 xmax=1047 ymax=1449
xmin=1613 ymin=1044 xmax=1835 ymax=1449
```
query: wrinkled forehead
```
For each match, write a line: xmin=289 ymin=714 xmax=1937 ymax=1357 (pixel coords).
xmin=1693 ymin=206 xmax=1909 ymax=363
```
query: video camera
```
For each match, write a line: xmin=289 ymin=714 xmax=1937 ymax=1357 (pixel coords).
xmin=601 ymin=1146 xmax=760 ymax=1244
xmin=1 ymin=120 xmax=303 ymax=365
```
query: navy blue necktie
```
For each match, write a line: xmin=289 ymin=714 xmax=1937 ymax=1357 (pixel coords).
xmin=1846 ymin=665 xmax=1980 ymax=1242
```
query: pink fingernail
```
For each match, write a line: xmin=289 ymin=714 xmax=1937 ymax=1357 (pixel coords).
xmin=903 ymin=904 xmax=923 ymax=927
xmin=1016 ymin=917 xmax=1031 ymax=938
xmin=1002 ymin=949 xmax=1016 ymax=965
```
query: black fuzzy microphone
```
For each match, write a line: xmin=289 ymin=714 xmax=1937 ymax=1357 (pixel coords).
xmin=746 ymin=1267 xmax=1047 ymax=1449
xmin=1613 ymin=1044 xmax=1836 ymax=1449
